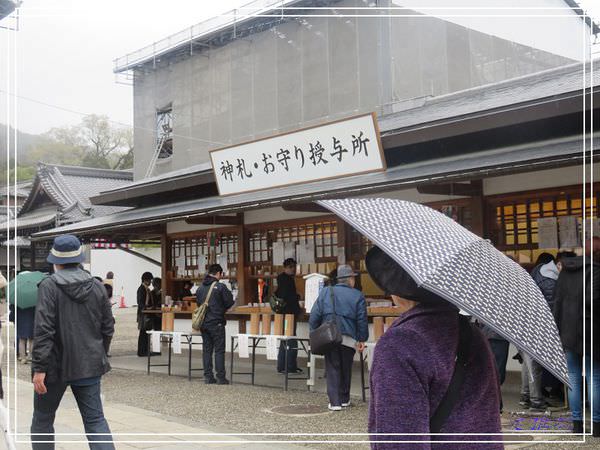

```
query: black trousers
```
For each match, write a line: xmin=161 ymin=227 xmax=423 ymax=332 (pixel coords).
xmin=137 ymin=326 xmax=148 ymax=357
xmin=202 ymin=323 xmax=226 ymax=381
xmin=324 ymin=344 xmax=355 ymax=407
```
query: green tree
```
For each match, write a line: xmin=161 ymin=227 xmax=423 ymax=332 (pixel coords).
xmin=26 ymin=115 xmax=133 ymax=170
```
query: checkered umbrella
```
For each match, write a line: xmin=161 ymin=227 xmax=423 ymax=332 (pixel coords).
xmin=318 ymin=198 xmax=569 ymax=386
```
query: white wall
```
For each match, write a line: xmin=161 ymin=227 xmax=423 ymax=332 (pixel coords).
xmin=396 ymin=0 xmax=590 ymax=61
xmin=90 ymin=247 xmax=162 ymax=308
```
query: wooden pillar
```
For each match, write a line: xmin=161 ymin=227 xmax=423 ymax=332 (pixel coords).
xmin=261 ymin=313 xmax=271 ymax=335
xmin=161 ymin=228 xmax=168 ymax=304
xmin=236 ymin=220 xmax=246 ymax=306
xmin=274 ymin=314 xmax=284 ymax=335
xmin=284 ymin=314 xmax=295 ymax=336
xmin=384 ymin=316 xmax=395 ymax=330
xmin=373 ymin=317 xmax=384 ymax=340
xmin=470 ymin=180 xmax=485 ymax=237
xmin=249 ymin=313 xmax=260 ymax=335
xmin=30 ymin=241 xmax=36 ymax=271
xmin=336 ymin=218 xmax=347 ymax=264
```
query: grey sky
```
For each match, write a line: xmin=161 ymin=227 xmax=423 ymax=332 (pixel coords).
xmin=1 ymin=0 xmax=599 ymax=135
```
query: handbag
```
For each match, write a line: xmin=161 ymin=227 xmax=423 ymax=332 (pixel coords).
xmin=268 ymin=293 xmax=286 ymax=314
xmin=309 ymin=286 xmax=342 ymax=355
xmin=192 ymin=282 xmax=217 ymax=331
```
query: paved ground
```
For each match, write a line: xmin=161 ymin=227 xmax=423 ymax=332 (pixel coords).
xmin=2 ymin=307 xmax=600 ymax=449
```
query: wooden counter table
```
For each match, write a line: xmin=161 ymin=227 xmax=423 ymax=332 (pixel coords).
xmin=144 ymin=305 xmax=402 ymax=339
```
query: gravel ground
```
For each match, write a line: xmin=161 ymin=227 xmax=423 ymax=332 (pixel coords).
xmin=4 ymin=307 xmax=600 ymax=449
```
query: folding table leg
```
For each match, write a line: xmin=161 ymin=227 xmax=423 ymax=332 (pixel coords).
xmin=147 ymin=333 xmax=151 ymax=374
xmin=168 ymin=337 xmax=172 ymax=376
xmin=230 ymin=336 xmax=235 ymax=384
xmin=360 ymin=351 xmax=366 ymax=402
xmin=251 ymin=338 xmax=257 ymax=385
xmin=284 ymin=340 xmax=289 ymax=391
xmin=188 ymin=337 xmax=192 ymax=381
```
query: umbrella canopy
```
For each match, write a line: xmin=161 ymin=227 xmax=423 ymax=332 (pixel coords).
xmin=318 ymin=198 xmax=569 ymax=386
xmin=7 ymin=271 xmax=46 ymax=309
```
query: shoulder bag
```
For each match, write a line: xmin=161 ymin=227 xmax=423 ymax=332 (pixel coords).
xmin=192 ymin=282 xmax=217 ymax=331
xmin=309 ymin=286 xmax=342 ymax=355
xmin=429 ymin=315 xmax=473 ymax=433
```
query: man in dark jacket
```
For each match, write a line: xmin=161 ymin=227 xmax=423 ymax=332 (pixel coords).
xmin=196 ymin=264 xmax=234 ymax=384
xmin=553 ymin=239 xmax=600 ymax=435
xmin=310 ymin=264 xmax=368 ymax=410
xmin=31 ymin=235 xmax=115 ymax=449
xmin=136 ymin=272 xmax=153 ymax=357
xmin=275 ymin=258 xmax=301 ymax=373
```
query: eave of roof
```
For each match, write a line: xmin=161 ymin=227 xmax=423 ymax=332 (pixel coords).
xmin=33 ymin=135 xmax=594 ymax=240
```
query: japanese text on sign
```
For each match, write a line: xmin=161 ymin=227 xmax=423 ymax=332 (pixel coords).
xmin=210 ymin=113 xmax=385 ymax=196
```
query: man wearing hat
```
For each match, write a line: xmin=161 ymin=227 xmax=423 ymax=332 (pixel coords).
xmin=31 ymin=235 xmax=115 ymax=449
xmin=309 ymin=264 xmax=368 ymax=411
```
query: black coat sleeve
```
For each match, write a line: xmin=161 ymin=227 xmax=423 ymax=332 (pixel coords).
xmin=97 ymin=282 xmax=115 ymax=353
xmin=137 ymin=285 xmax=146 ymax=310
xmin=220 ymin=284 xmax=235 ymax=310
xmin=32 ymin=279 xmax=57 ymax=374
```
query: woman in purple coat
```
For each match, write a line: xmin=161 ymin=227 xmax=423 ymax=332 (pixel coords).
xmin=366 ymin=247 xmax=503 ymax=449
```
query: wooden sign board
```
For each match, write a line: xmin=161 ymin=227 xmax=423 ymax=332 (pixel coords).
xmin=210 ymin=113 xmax=385 ymax=196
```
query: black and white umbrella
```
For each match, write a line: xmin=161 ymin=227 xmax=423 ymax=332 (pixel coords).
xmin=318 ymin=198 xmax=569 ymax=385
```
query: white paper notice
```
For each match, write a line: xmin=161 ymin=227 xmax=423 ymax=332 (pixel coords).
xmin=559 ymin=215 xmax=581 ymax=248
xmin=537 ymin=217 xmax=558 ymax=249
xmin=175 ymin=256 xmax=186 ymax=275
xmin=272 ymin=241 xmax=285 ymax=266
xmin=237 ymin=334 xmax=249 ymax=358
xmin=151 ymin=332 xmax=161 ymax=353
xmin=585 ymin=218 xmax=600 ymax=239
xmin=337 ymin=247 xmax=346 ymax=264
xmin=303 ymin=274 xmax=327 ymax=313
xmin=296 ymin=241 xmax=315 ymax=264
xmin=217 ymin=253 xmax=229 ymax=275
xmin=172 ymin=332 xmax=182 ymax=354
xmin=266 ymin=335 xmax=279 ymax=360
xmin=283 ymin=241 xmax=296 ymax=261
xmin=197 ymin=254 xmax=207 ymax=273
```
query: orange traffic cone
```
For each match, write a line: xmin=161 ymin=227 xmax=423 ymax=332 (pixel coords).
xmin=119 ymin=287 xmax=126 ymax=308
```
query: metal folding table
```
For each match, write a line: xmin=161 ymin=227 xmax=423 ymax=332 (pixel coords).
xmin=229 ymin=334 xmax=311 ymax=391
xmin=146 ymin=331 xmax=203 ymax=381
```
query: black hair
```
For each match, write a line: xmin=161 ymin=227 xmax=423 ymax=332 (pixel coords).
xmin=183 ymin=280 xmax=192 ymax=287
xmin=208 ymin=264 xmax=223 ymax=275
xmin=106 ymin=271 xmax=114 ymax=279
xmin=141 ymin=272 xmax=153 ymax=282
xmin=152 ymin=277 xmax=162 ymax=288
xmin=283 ymin=258 xmax=296 ymax=268
xmin=535 ymin=252 xmax=555 ymax=266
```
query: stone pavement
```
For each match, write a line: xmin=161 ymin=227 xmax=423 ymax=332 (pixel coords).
xmin=6 ymin=379 xmax=309 ymax=449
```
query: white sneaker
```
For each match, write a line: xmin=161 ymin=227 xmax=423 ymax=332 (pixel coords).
xmin=341 ymin=402 xmax=351 ymax=407
xmin=328 ymin=404 xmax=342 ymax=411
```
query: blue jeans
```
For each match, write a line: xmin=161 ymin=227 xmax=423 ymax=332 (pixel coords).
xmin=31 ymin=380 xmax=114 ymax=449
xmin=566 ymin=351 xmax=600 ymax=422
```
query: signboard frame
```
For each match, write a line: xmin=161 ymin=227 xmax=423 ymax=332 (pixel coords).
xmin=209 ymin=112 xmax=386 ymax=197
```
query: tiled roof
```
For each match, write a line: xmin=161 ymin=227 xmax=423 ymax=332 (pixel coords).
xmin=16 ymin=163 xmax=133 ymax=231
